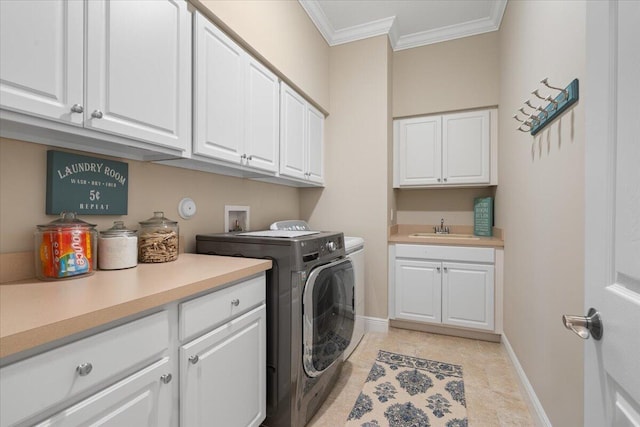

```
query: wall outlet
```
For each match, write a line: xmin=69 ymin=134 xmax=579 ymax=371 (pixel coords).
xmin=225 ymin=205 xmax=250 ymax=232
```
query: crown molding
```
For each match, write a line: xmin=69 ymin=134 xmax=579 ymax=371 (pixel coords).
xmin=331 ymin=15 xmax=396 ymax=46
xmin=299 ymin=0 xmax=507 ymax=51
xmin=298 ymin=0 xmax=335 ymax=44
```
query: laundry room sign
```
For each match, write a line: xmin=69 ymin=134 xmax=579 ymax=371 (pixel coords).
xmin=46 ymin=150 xmax=128 ymax=215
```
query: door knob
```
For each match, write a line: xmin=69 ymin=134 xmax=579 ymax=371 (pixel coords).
xmin=562 ymin=307 xmax=603 ymax=340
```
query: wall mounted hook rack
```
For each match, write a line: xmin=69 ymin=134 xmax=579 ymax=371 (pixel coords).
xmin=514 ymin=78 xmax=579 ymax=136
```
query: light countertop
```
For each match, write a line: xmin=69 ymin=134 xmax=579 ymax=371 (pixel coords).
xmin=389 ymin=224 xmax=504 ymax=248
xmin=0 ymin=254 xmax=272 ymax=359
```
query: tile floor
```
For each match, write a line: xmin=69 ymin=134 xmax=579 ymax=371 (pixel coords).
xmin=307 ymin=328 xmax=536 ymax=427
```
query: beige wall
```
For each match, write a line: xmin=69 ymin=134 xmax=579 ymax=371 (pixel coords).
xmin=393 ymin=32 xmax=500 ymax=118
xmin=0 ymin=138 xmax=300 ymax=254
xmin=194 ymin=0 xmax=330 ymax=111
xmin=396 ymin=188 xmax=495 ymax=226
xmin=300 ymin=35 xmax=391 ymax=319
xmin=496 ymin=2 xmax=585 ymax=426
xmin=392 ymin=33 xmax=500 ymax=228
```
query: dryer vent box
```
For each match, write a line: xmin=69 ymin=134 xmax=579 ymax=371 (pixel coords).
xmin=225 ymin=205 xmax=250 ymax=232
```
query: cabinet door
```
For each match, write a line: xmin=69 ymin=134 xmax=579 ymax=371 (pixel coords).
xmin=0 ymin=0 xmax=83 ymax=125
xmin=181 ymin=305 xmax=266 ymax=427
xmin=306 ymin=105 xmax=324 ymax=184
xmin=85 ymin=0 xmax=190 ymax=151
xmin=244 ymin=58 xmax=279 ymax=173
xmin=279 ymin=83 xmax=307 ymax=181
xmin=442 ymin=110 xmax=490 ymax=184
xmin=34 ymin=358 xmax=173 ymax=427
xmin=193 ymin=11 xmax=244 ymax=163
xmin=394 ymin=259 xmax=442 ymax=323
xmin=397 ymin=116 xmax=442 ymax=186
xmin=442 ymin=262 xmax=494 ymax=331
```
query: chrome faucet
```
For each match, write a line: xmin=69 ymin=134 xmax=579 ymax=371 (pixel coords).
xmin=434 ymin=218 xmax=450 ymax=234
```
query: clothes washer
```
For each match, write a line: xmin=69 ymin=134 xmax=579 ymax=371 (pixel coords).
xmin=196 ymin=230 xmax=354 ymax=427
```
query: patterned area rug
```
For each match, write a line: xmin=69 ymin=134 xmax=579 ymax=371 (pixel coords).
xmin=345 ymin=350 xmax=468 ymax=427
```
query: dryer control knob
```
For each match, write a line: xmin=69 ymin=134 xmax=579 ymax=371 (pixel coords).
xmin=326 ymin=241 xmax=337 ymax=252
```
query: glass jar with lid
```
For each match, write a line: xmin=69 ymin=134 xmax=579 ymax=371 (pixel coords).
xmin=98 ymin=221 xmax=138 ymax=270
xmin=35 ymin=212 xmax=97 ymax=280
xmin=138 ymin=211 xmax=179 ymax=263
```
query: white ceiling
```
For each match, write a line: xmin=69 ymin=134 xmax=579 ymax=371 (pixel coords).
xmin=299 ymin=0 xmax=507 ymax=51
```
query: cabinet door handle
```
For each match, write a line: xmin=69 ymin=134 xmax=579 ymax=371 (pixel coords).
xmin=231 ymin=298 xmax=240 ymax=307
xmin=160 ymin=373 xmax=172 ymax=384
xmin=443 ymin=267 xmax=448 ymax=272
xmin=437 ymin=178 xmax=441 ymax=182
xmin=189 ymin=355 xmax=199 ymax=365
xmin=91 ymin=110 xmax=103 ymax=119
xmin=70 ymin=104 xmax=84 ymax=114
xmin=443 ymin=178 xmax=448 ymax=182
xmin=76 ymin=362 xmax=93 ymax=377
xmin=436 ymin=267 xmax=441 ymax=273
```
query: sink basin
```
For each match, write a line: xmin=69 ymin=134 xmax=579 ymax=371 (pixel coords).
xmin=409 ymin=233 xmax=480 ymax=240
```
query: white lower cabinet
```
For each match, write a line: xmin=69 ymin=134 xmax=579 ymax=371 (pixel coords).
xmin=391 ymin=244 xmax=495 ymax=332
xmin=180 ymin=305 xmax=266 ymax=427
xmin=0 ymin=274 xmax=267 ymax=427
xmin=0 ymin=311 xmax=170 ymax=427
xmin=34 ymin=357 xmax=173 ymax=427
xmin=441 ymin=262 xmax=494 ymax=330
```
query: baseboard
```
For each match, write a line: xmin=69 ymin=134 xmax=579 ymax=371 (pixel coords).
xmin=389 ymin=319 xmax=501 ymax=342
xmin=364 ymin=316 xmax=389 ymax=333
xmin=502 ymin=334 xmax=552 ymax=427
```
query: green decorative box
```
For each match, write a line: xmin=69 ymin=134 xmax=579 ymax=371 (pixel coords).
xmin=474 ymin=197 xmax=493 ymax=237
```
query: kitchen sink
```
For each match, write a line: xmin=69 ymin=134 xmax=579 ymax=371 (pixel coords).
xmin=409 ymin=233 xmax=480 ymax=240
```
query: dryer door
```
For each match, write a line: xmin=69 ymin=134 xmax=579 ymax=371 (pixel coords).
xmin=302 ymin=258 xmax=355 ymax=377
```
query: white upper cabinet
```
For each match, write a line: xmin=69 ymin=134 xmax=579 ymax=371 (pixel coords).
xmin=396 ymin=116 xmax=442 ymax=186
xmin=307 ymin=106 xmax=325 ymax=183
xmin=280 ymin=85 xmax=307 ymax=181
xmin=442 ymin=110 xmax=490 ymax=185
xmin=193 ymin=12 xmax=279 ymax=174
xmin=0 ymin=0 xmax=191 ymax=154
xmin=85 ymin=0 xmax=191 ymax=151
xmin=0 ymin=0 xmax=84 ymax=125
xmin=394 ymin=108 xmax=496 ymax=188
xmin=280 ymin=82 xmax=324 ymax=186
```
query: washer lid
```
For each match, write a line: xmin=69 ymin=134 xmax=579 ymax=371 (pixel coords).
xmin=345 ymin=236 xmax=364 ymax=251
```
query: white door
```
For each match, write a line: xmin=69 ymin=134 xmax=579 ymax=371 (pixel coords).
xmin=442 ymin=110 xmax=490 ymax=185
xmin=583 ymin=1 xmax=640 ymax=425
xmin=181 ymin=306 xmax=266 ymax=427
xmin=193 ymin=11 xmax=244 ymax=163
xmin=35 ymin=358 xmax=173 ymax=427
xmin=397 ymin=116 xmax=442 ymax=186
xmin=395 ymin=259 xmax=442 ymax=323
xmin=441 ymin=262 xmax=494 ymax=331
xmin=306 ymin=105 xmax=325 ymax=184
xmin=279 ymin=83 xmax=307 ymax=181
xmin=0 ymin=0 xmax=84 ymax=125
xmin=245 ymin=58 xmax=279 ymax=173
xmin=85 ymin=0 xmax=190 ymax=151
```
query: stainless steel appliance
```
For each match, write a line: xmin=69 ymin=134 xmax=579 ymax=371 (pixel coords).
xmin=270 ymin=221 xmax=365 ymax=360
xmin=196 ymin=230 xmax=354 ymax=427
